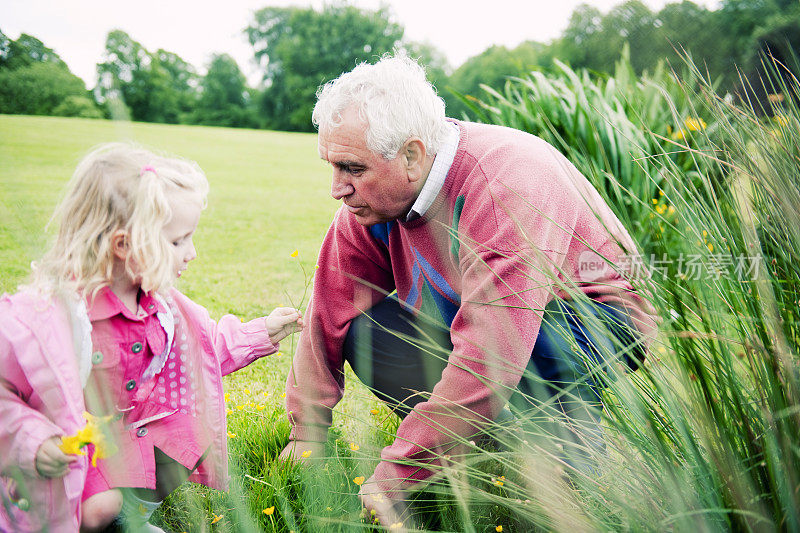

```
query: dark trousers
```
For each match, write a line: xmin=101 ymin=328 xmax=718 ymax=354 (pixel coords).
xmin=343 ymin=296 xmax=642 ymax=464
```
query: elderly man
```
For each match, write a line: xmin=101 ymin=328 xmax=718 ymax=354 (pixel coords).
xmin=280 ymin=54 xmax=653 ymax=525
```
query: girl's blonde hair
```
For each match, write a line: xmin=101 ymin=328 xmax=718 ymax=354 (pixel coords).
xmin=31 ymin=142 xmax=209 ymax=299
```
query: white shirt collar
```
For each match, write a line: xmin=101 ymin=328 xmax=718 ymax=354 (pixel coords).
xmin=407 ymin=122 xmax=460 ymax=221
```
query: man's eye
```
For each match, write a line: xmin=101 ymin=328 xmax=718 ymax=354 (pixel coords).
xmin=349 ymin=167 xmax=365 ymax=176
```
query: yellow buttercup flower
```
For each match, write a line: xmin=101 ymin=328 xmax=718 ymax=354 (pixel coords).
xmin=290 ymin=249 xmax=299 ymax=258
xmin=370 ymin=408 xmax=379 ymax=415
xmin=263 ymin=506 xmax=275 ymax=515
xmin=59 ymin=412 xmax=117 ymax=467
xmin=349 ymin=442 xmax=360 ymax=451
xmin=774 ymin=114 xmax=790 ymax=127
xmin=211 ymin=513 xmax=223 ymax=524
xmin=301 ymin=450 xmax=312 ymax=458
xmin=227 ymin=432 xmax=237 ymax=438
xmin=496 ymin=526 xmax=504 ymax=532
xmin=684 ymin=117 xmax=706 ymax=132
xmin=353 ymin=476 xmax=365 ymax=485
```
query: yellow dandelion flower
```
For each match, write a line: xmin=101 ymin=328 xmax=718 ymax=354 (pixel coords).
xmin=224 ymin=393 xmax=230 ymax=402
xmin=227 ymin=432 xmax=236 ymax=438
xmin=671 ymin=129 xmax=686 ymax=141
xmin=276 ymin=351 xmax=283 ymax=357
xmin=290 ymin=249 xmax=299 ymax=258
xmin=226 ymin=408 xmax=233 ymax=415
xmin=707 ymin=243 xmax=714 ymax=253
xmin=263 ymin=506 xmax=275 ymax=516
xmin=244 ymin=388 xmax=251 ymax=395
xmin=349 ymin=442 xmax=360 ymax=451
xmin=370 ymin=408 xmax=379 ymax=415
xmin=59 ymin=412 xmax=117 ymax=467
xmin=237 ymin=405 xmax=245 ymax=411
xmin=58 ymin=434 xmax=86 ymax=456
xmin=353 ymin=476 xmax=365 ymax=485
xmin=301 ymin=450 xmax=312 ymax=458
xmin=774 ymin=114 xmax=789 ymax=127
xmin=211 ymin=513 xmax=223 ymax=524
xmin=651 ymin=198 xmax=658 ymax=205
xmin=257 ymin=405 xmax=265 ymax=411
xmin=684 ymin=117 xmax=706 ymax=131
xmin=496 ymin=526 xmax=504 ymax=532
xmin=280 ymin=392 xmax=286 ymax=398
xmin=493 ymin=477 xmax=504 ymax=487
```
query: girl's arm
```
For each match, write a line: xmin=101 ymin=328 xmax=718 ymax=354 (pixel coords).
xmin=170 ymin=290 xmax=301 ymax=376
xmin=0 ymin=326 xmax=68 ymax=478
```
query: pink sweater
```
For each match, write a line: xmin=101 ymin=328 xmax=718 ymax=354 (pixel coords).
xmin=285 ymin=120 xmax=655 ymax=495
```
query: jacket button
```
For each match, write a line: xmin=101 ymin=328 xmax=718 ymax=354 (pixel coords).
xmin=136 ymin=427 xmax=148 ymax=437
xmin=125 ymin=379 xmax=136 ymax=391
xmin=131 ymin=342 xmax=143 ymax=353
xmin=91 ymin=351 xmax=104 ymax=364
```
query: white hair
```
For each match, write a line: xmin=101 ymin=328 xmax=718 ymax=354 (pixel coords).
xmin=312 ymin=53 xmax=450 ymax=159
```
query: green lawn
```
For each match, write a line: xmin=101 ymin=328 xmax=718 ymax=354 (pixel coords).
xmin=0 ymin=114 xmax=338 ymax=316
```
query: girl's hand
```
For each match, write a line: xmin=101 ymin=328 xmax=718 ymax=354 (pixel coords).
xmin=35 ymin=436 xmax=78 ymax=478
xmin=266 ymin=307 xmax=304 ymax=344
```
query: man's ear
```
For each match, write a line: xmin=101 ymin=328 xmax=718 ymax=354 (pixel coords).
xmin=111 ymin=230 xmax=129 ymax=261
xmin=402 ymin=138 xmax=428 ymax=183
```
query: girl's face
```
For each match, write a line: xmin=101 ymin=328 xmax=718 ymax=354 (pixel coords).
xmin=163 ymin=190 xmax=203 ymax=279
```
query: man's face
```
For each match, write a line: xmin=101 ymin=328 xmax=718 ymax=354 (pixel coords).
xmin=318 ymin=107 xmax=419 ymax=226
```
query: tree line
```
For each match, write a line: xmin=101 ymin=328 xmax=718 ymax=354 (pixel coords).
xmin=1 ymin=0 xmax=797 ymax=131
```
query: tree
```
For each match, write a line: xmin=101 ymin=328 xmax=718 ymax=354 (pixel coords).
xmin=246 ymin=4 xmax=403 ymax=131
xmin=96 ymin=30 xmax=197 ymax=123
xmin=0 ymin=30 xmax=100 ymax=117
xmin=0 ymin=31 xmax=66 ymax=71
xmin=444 ymin=41 xmax=550 ymax=119
xmin=0 ymin=62 xmax=95 ymax=116
xmin=192 ymin=53 xmax=253 ymax=128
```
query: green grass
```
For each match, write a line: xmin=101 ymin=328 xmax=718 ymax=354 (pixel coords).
xmin=0 ymin=114 xmax=337 ymax=316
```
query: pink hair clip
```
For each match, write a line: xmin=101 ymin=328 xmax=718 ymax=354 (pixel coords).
xmin=140 ymin=165 xmax=156 ymax=176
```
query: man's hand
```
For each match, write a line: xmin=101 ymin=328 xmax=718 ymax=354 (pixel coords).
xmin=278 ymin=440 xmax=325 ymax=463
xmin=35 ymin=436 xmax=78 ymax=478
xmin=266 ymin=307 xmax=304 ymax=344
xmin=359 ymin=476 xmax=411 ymax=531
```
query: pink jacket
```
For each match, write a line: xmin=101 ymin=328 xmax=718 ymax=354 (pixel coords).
xmin=1 ymin=288 xmax=276 ymax=531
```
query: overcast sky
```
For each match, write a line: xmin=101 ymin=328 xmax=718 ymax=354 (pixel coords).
xmin=1 ymin=0 xmax=721 ymax=88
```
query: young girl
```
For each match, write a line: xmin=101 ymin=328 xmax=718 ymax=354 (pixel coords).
xmin=0 ymin=142 xmax=303 ymax=532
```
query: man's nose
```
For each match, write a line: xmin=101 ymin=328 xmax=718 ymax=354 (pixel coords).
xmin=331 ymin=169 xmax=355 ymax=200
